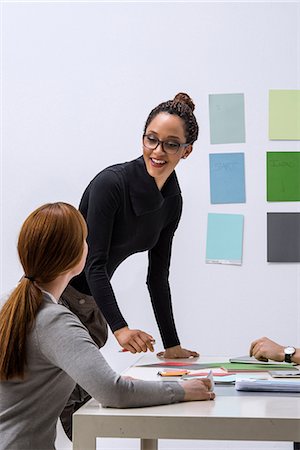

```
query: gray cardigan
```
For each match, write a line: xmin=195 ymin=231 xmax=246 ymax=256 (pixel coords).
xmin=0 ymin=294 xmax=184 ymax=450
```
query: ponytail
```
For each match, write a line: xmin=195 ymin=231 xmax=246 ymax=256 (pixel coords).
xmin=0 ymin=278 xmax=43 ymax=380
xmin=0 ymin=202 xmax=87 ymax=381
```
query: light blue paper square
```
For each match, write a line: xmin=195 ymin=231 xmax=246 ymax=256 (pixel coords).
xmin=209 ymin=153 xmax=246 ymax=204
xmin=209 ymin=93 xmax=246 ymax=144
xmin=206 ymin=213 xmax=244 ymax=265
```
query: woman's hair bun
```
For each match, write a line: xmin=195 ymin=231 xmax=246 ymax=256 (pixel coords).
xmin=173 ymin=92 xmax=195 ymax=111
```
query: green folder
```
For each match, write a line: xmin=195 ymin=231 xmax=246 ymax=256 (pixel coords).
xmin=221 ymin=363 xmax=297 ymax=372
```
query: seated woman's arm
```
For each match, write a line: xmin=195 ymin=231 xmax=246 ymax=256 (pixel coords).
xmin=36 ymin=306 xmax=213 ymax=408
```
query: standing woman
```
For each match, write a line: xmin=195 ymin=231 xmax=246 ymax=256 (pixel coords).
xmin=0 ymin=202 xmax=214 ymax=450
xmin=69 ymin=92 xmax=200 ymax=358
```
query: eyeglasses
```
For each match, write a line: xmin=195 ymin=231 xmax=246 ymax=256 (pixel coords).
xmin=143 ymin=134 xmax=190 ymax=155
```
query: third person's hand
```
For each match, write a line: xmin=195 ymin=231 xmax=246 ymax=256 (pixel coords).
xmin=249 ymin=336 xmax=285 ymax=362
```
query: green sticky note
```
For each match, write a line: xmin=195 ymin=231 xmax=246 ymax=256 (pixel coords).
xmin=209 ymin=93 xmax=245 ymax=144
xmin=269 ymin=90 xmax=300 ymax=140
xmin=267 ymin=152 xmax=300 ymax=201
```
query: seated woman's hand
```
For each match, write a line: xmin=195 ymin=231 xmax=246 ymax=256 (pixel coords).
xmin=114 ymin=326 xmax=155 ymax=353
xmin=181 ymin=378 xmax=215 ymax=402
xmin=157 ymin=345 xmax=199 ymax=359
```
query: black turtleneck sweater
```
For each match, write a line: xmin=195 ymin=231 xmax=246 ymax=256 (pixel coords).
xmin=71 ymin=156 xmax=182 ymax=348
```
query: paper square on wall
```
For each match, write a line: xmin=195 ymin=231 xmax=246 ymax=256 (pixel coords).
xmin=267 ymin=213 xmax=300 ymax=262
xmin=269 ymin=90 xmax=300 ymax=140
xmin=206 ymin=213 xmax=244 ymax=265
xmin=209 ymin=93 xmax=246 ymax=144
xmin=209 ymin=153 xmax=246 ymax=204
xmin=267 ymin=152 xmax=300 ymax=201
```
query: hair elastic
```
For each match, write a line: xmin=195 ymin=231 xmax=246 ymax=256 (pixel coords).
xmin=24 ymin=275 xmax=35 ymax=282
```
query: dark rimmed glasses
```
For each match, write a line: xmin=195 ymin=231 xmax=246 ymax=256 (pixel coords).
xmin=143 ymin=134 xmax=190 ymax=155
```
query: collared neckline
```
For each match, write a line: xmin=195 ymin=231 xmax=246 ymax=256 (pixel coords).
xmin=127 ymin=156 xmax=181 ymax=216
xmin=41 ymin=289 xmax=58 ymax=304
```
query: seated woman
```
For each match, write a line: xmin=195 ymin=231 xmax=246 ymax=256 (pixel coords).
xmin=0 ymin=202 xmax=215 ymax=450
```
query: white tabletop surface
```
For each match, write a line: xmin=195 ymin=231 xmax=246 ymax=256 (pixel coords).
xmin=73 ymin=354 xmax=300 ymax=448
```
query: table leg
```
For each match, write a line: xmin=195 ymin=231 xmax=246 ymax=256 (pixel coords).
xmin=140 ymin=438 xmax=158 ymax=450
xmin=73 ymin=416 xmax=96 ymax=450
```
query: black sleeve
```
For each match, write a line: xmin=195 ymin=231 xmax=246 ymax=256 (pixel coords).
xmin=83 ymin=170 xmax=128 ymax=332
xmin=146 ymin=196 xmax=182 ymax=349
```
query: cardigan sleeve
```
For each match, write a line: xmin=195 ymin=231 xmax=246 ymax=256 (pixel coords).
xmin=36 ymin=306 xmax=185 ymax=408
xmin=83 ymin=170 xmax=128 ymax=332
xmin=146 ymin=195 xmax=182 ymax=349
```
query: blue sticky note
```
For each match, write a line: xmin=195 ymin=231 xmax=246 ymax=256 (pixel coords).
xmin=209 ymin=93 xmax=246 ymax=144
xmin=206 ymin=213 xmax=244 ymax=265
xmin=209 ymin=153 xmax=246 ymax=204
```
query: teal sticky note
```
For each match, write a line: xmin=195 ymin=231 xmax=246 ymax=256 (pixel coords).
xmin=206 ymin=213 xmax=244 ymax=265
xmin=209 ymin=153 xmax=246 ymax=204
xmin=209 ymin=93 xmax=246 ymax=144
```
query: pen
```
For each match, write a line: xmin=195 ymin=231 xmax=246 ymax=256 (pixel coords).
xmin=207 ymin=370 xmax=215 ymax=392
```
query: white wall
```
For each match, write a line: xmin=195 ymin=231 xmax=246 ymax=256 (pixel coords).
xmin=1 ymin=0 xmax=300 ymax=361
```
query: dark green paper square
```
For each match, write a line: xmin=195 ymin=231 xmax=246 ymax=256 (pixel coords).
xmin=267 ymin=152 xmax=300 ymax=201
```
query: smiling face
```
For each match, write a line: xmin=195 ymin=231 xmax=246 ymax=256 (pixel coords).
xmin=143 ymin=112 xmax=193 ymax=190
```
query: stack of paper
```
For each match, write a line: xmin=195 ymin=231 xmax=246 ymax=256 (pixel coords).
xmin=235 ymin=378 xmax=300 ymax=392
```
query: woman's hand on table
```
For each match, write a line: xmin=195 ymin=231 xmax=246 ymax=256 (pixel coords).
xmin=114 ymin=326 xmax=155 ymax=353
xmin=182 ymin=378 xmax=215 ymax=401
xmin=157 ymin=345 xmax=199 ymax=359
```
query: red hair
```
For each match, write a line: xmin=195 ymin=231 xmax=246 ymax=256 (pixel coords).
xmin=0 ymin=202 xmax=87 ymax=380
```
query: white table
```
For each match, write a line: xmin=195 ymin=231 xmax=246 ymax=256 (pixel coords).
xmin=73 ymin=354 xmax=300 ymax=450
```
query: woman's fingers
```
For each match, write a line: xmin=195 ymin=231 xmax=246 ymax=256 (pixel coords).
xmin=115 ymin=327 xmax=155 ymax=353
xmin=157 ymin=347 xmax=199 ymax=359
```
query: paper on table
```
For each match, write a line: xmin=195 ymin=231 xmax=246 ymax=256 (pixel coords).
xmin=184 ymin=369 xmax=229 ymax=377
xmin=136 ymin=362 xmax=227 ymax=370
xmin=182 ymin=372 xmax=236 ymax=385
xmin=222 ymin=362 xmax=297 ymax=373
xmin=236 ymin=378 xmax=300 ymax=392
xmin=229 ymin=355 xmax=297 ymax=366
